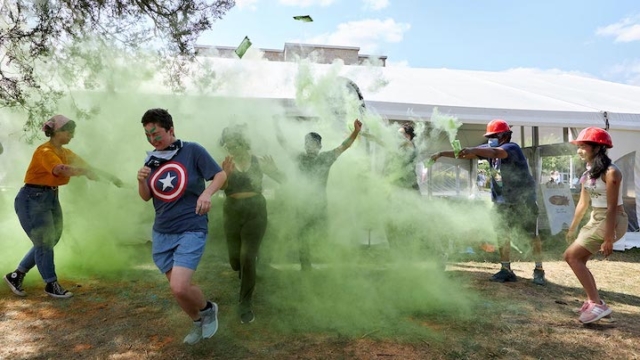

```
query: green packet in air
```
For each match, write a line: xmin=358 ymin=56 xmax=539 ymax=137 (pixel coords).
xmin=235 ymin=36 xmax=252 ymax=59
xmin=293 ymin=15 xmax=313 ymax=22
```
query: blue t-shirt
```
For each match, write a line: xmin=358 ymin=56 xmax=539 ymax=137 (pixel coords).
xmin=147 ymin=141 xmax=223 ymax=234
xmin=483 ymin=142 xmax=536 ymax=205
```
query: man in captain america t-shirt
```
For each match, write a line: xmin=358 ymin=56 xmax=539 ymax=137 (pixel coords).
xmin=137 ymin=108 xmax=227 ymax=345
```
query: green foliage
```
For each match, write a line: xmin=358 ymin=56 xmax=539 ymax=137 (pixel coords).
xmin=0 ymin=0 xmax=235 ymax=140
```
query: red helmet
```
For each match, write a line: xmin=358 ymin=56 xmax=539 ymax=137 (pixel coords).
xmin=571 ymin=127 xmax=613 ymax=148
xmin=484 ymin=119 xmax=511 ymax=137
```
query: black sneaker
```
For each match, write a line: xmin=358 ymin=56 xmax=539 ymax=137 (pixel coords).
xmin=491 ymin=268 xmax=517 ymax=282
xmin=240 ymin=310 xmax=255 ymax=324
xmin=44 ymin=281 xmax=73 ymax=299
xmin=532 ymin=268 xmax=546 ymax=285
xmin=4 ymin=271 xmax=26 ymax=297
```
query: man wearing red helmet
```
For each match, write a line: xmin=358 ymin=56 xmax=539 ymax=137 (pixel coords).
xmin=564 ymin=127 xmax=628 ymax=324
xmin=431 ymin=119 xmax=545 ymax=285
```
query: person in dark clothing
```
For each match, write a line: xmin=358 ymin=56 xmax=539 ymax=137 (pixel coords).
xmin=276 ymin=119 xmax=363 ymax=270
xmin=386 ymin=123 xmax=420 ymax=192
xmin=220 ymin=125 xmax=285 ymax=324
xmin=431 ymin=119 xmax=545 ymax=285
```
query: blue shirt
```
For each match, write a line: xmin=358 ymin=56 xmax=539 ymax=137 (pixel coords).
xmin=147 ymin=141 xmax=223 ymax=234
xmin=483 ymin=142 xmax=536 ymax=205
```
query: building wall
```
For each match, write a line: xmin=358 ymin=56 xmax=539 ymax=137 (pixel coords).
xmin=195 ymin=43 xmax=386 ymax=66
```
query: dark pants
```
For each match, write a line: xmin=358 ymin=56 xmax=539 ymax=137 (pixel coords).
xmin=223 ymin=194 xmax=267 ymax=312
xmin=14 ymin=186 xmax=63 ymax=283
xmin=495 ymin=200 xmax=539 ymax=238
xmin=298 ymin=209 xmax=328 ymax=269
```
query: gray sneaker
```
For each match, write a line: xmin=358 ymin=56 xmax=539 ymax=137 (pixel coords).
xmin=200 ymin=302 xmax=219 ymax=339
xmin=532 ymin=268 xmax=546 ymax=286
xmin=183 ymin=320 xmax=202 ymax=345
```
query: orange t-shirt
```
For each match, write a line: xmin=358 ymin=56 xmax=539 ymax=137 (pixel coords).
xmin=23 ymin=142 xmax=88 ymax=187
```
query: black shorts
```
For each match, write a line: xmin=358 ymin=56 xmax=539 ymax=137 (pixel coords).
xmin=495 ymin=201 xmax=539 ymax=237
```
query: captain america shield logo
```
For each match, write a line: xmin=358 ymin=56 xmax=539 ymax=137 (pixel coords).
xmin=150 ymin=161 xmax=187 ymax=202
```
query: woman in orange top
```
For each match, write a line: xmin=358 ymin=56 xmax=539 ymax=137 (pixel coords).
xmin=3 ymin=115 xmax=122 ymax=298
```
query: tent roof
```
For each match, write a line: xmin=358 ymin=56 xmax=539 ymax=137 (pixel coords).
xmin=143 ymin=57 xmax=640 ymax=131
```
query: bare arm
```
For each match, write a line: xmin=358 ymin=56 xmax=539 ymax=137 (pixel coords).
xmin=53 ymin=164 xmax=89 ymax=177
xmin=260 ymin=155 xmax=286 ymax=184
xmin=137 ymin=166 xmax=152 ymax=201
xmin=333 ymin=119 xmax=363 ymax=154
xmin=601 ymin=166 xmax=623 ymax=256
xmin=52 ymin=164 xmax=122 ymax=187
xmin=273 ymin=116 xmax=293 ymax=154
xmin=431 ymin=146 xmax=508 ymax=162
xmin=196 ymin=170 xmax=227 ymax=215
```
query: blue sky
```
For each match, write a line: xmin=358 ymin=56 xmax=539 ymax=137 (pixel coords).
xmin=199 ymin=0 xmax=640 ymax=85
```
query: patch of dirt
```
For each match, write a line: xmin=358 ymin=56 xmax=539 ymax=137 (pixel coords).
xmin=2 ymin=244 xmax=640 ymax=360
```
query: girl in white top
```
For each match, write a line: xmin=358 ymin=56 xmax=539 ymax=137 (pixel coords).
xmin=564 ymin=127 xmax=628 ymax=324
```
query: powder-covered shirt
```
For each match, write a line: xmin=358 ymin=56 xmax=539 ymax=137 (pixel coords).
xmin=296 ymin=149 xmax=340 ymax=209
xmin=482 ymin=142 xmax=536 ymax=205
xmin=147 ymin=141 xmax=223 ymax=234
xmin=583 ymin=172 xmax=624 ymax=208
xmin=297 ymin=150 xmax=340 ymax=190
xmin=23 ymin=142 xmax=88 ymax=187
xmin=224 ymin=155 xmax=263 ymax=196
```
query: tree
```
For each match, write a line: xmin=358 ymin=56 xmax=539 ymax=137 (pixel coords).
xmin=0 ymin=0 xmax=234 ymax=140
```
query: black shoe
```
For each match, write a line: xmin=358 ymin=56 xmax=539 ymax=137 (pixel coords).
xmin=4 ymin=271 xmax=26 ymax=296
xmin=44 ymin=281 xmax=73 ymax=299
xmin=532 ymin=268 xmax=546 ymax=285
xmin=240 ymin=310 xmax=255 ymax=324
xmin=491 ymin=268 xmax=517 ymax=283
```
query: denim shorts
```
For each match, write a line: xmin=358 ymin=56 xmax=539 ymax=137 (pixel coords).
xmin=151 ymin=231 xmax=207 ymax=274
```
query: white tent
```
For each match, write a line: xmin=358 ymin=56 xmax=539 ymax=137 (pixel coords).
xmin=144 ymin=57 xmax=640 ymax=243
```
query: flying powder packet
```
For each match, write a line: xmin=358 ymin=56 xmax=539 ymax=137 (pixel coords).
xmin=235 ymin=36 xmax=252 ymax=58
xmin=293 ymin=15 xmax=313 ymax=22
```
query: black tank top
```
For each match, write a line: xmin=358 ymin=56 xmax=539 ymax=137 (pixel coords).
xmin=224 ymin=156 xmax=263 ymax=196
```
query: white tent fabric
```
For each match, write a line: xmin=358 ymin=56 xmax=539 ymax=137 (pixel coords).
xmin=140 ymin=57 xmax=640 ymax=241
xmin=148 ymin=58 xmax=640 ymax=130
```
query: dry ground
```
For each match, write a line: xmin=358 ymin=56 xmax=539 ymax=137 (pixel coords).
xmin=2 ymin=239 xmax=640 ymax=360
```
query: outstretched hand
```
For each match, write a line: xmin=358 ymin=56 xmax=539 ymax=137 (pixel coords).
xmin=259 ymin=155 xmax=278 ymax=174
xmin=353 ymin=119 xmax=363 ymax=132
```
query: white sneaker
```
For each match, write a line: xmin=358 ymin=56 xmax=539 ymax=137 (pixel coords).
xmin=183 ymin=320 xmax=202 ymax=345
xmin=200 ymin=302 xmax=219 ymax=339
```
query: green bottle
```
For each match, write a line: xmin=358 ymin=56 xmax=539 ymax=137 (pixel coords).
xmin=452 ymin=140 xmax=461 ymax=158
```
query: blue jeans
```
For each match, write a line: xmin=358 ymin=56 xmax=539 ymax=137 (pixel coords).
xmin=14 ymin=186 xmax=63 ymax=283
